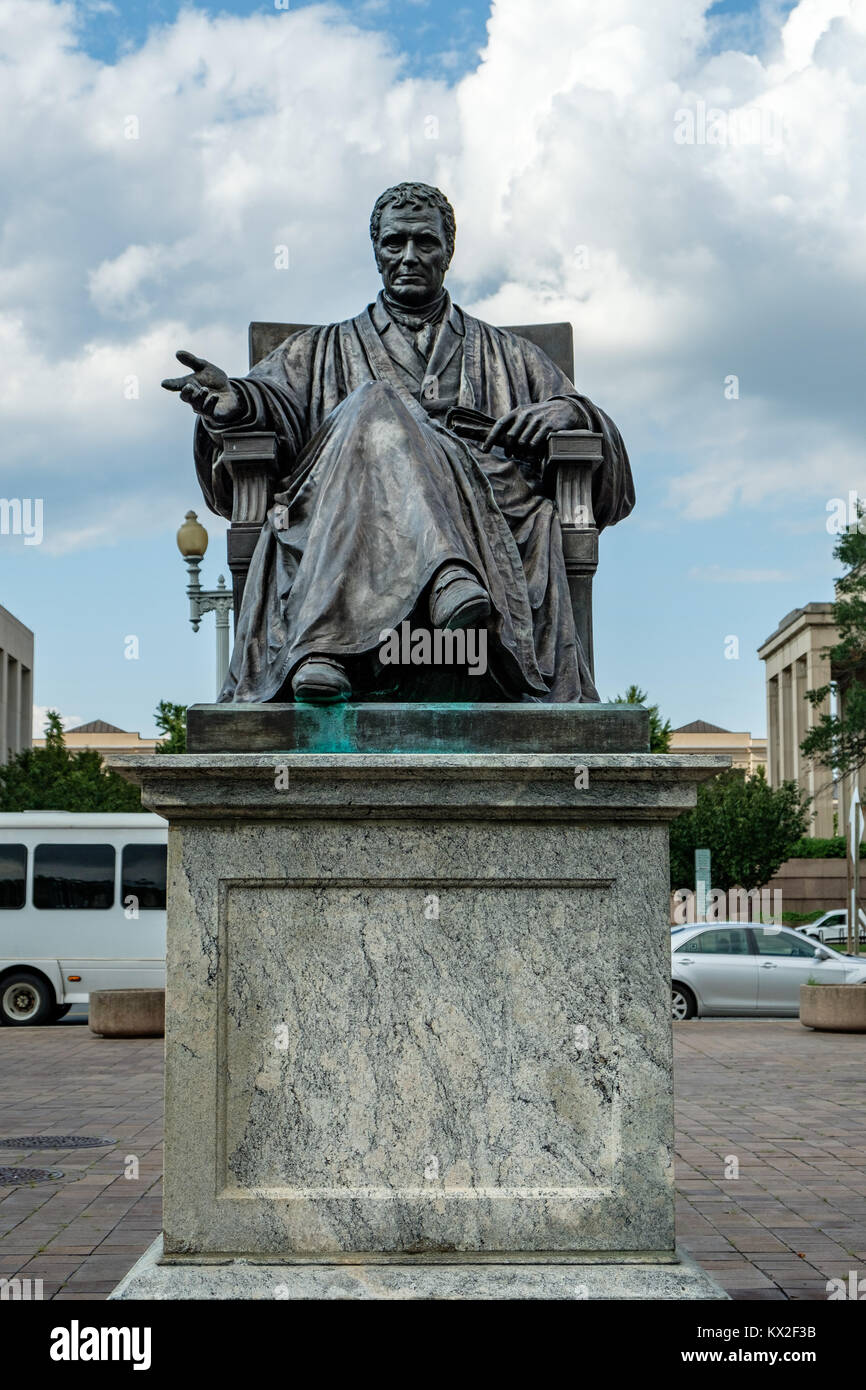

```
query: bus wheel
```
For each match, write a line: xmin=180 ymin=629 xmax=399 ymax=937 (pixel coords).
xmin=0 ymin=973 xmax=56 ymax=1026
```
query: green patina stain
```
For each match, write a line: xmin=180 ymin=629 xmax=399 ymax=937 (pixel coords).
xmin=282 ymin=701 xmax=646 ymax=755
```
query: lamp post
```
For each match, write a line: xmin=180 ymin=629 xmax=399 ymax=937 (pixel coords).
xmin=176 ymin=511 xmax=234 ymax=698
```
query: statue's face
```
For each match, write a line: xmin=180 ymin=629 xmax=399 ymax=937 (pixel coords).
xmin=374 ymin=205 xmax=449 ymax=305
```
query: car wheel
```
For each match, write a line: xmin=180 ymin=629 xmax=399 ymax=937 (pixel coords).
xmin=671 ymin=984 xmax=696 ymax=1021
xmin=0 ymin=972 xmax=56 ymax=1027
xmin=54 ymin=1004 xmax=72 ymax=1020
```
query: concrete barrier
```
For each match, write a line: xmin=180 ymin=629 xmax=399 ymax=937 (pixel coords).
xmin=800 ymin=984 xmax=866 ymax=1033
xmin=89 ymin=989 xmax=165 ymax=1038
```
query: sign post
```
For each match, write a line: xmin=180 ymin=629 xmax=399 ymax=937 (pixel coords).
xmin=695 ymin=848 xmax=711 ymax=924
xmin=847 ymin=787 xmax=863 ymax=956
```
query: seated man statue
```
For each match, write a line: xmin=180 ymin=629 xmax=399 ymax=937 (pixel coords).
xmin=163 ymin=182 xmax=634 ymax=704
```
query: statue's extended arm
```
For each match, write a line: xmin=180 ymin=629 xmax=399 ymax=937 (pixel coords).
xmin=161 ymin=350 xmax=244 ymax=425
xmin=162 ymin=342 xmax=310 ymax=520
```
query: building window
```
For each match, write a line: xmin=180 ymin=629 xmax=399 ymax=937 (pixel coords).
xmin=0 ymin=845 xmax=26 ymax=909
xmin=121 ymin=844 xmax=167 ymax=911
xmin=33 ymin=844 xmax=115 ymax=910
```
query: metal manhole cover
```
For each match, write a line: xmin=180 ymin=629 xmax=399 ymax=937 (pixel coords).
xmin=0 ymin=1136 xmax=115 ymax=1149
xmin=0 ymin=1167 xmax=64 ymax=1184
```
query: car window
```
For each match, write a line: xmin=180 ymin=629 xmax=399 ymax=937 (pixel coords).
xmin=754 ymin=928 xmax=817 ymax=959
xmin=33 ymin=843 xmax=115 ymax=910
xmin=121 ymin=844 xmax=167 ymax=912
xmin=676 ymin=927 xmax=752 ymax=955
xmin=0 ymin=844 xmax=26 ymax=909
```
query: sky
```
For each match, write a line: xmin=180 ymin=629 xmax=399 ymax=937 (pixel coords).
xmin=1 ymin=0 xmax=863 ymax=739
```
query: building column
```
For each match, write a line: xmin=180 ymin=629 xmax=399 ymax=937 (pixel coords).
xmin=0 ymin=649 xmax=7 ymax=764
xmin=19 ymin=663 xmax=32 ymax=752
xmin=767 ymin=675 xmax=780 ymax=786
xmin=804 ymin=645 xmax=834 ymax=836
xmin=5 ymin=657 xmax=20 ymax=758
xmin=779 ymin=665 xmax=794 ymax=782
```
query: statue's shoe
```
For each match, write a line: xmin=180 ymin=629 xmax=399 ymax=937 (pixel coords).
xmin=291 ymin=657 xmax=352 ymax=703
xmin=429 ymin=565 xmax=492 ymax=631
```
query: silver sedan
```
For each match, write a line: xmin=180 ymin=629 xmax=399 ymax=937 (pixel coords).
xmin=671 ymin=921 xmax=866 ymax=1020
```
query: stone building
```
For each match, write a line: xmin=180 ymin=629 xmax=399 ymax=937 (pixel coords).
xmin=0 ymin=603 xmax=34 ymax=762
xmin=32 ymin=719 xmax=159 ymax=757
xmin=757 ymin=602 xmax=842 ymax=838
xmin=669 ymin=720 xmax=766 ymax=774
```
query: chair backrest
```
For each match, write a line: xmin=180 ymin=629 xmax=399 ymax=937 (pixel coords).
xmin=249 ymin=320 xmax=575 ymax=380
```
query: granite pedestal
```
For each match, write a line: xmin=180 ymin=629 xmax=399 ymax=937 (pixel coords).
xmin=109 ymin=707 xmax=728 ymax=1299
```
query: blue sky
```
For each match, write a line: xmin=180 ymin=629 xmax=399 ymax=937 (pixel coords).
xmin=74 ymin=0 xmax=799 ymax=78
xmin=1 ymin=0 xmax=861 ymax=738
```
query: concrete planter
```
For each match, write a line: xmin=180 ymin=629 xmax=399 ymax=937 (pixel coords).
xmin=89 ymin=989 xmax=165 ymax=1038
xmin=800 ymin=983 xmax=866 ymax=1033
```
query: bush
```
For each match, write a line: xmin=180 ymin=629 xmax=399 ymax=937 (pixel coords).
xmin=786 ymin=837 xmax=866 ymax=859
xmin=670 ymin=766 xmax=811 ymax=892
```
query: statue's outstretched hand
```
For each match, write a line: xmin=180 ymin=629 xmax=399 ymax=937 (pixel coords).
xmin=161 ymin=350 xmax=242 ymax=423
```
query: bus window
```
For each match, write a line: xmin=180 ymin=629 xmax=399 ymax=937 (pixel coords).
xmin=0 ymin=845 xmax=26 ymax=909
xmin=122 ymin=844 xmax=167 ymax=911
xmin=33 ymin=844 xmax=115 ymax=910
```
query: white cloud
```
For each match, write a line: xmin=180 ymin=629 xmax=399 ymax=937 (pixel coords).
xmin=0 ymin=0 xmax=864 ymax=552
xmin=32 ymin=705 xmax=84 ymax=735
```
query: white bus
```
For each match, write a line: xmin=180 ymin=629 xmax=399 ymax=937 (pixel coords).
xmin=0 ymin=812 xmax=167 ymax=1025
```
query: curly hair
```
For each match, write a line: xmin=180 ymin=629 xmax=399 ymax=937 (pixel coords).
xmin=369 ymin=183 xmax=456 ymax=264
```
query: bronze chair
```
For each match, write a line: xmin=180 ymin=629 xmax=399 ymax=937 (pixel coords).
xmin=220 ymin=320 xmax=602 ymax=680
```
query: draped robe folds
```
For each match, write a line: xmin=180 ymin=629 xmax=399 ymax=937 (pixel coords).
xmin=194 ymin=293 xmax=635 ymax=704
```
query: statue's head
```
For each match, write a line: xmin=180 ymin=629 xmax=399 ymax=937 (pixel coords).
xmin=370 ymin=182 xmax=455 ymax=306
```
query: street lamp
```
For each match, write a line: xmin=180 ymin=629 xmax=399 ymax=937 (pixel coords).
xmin=176 ymin=511 xmax=233 ymax=698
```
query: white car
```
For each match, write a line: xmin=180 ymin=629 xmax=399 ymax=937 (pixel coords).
xmin=671 ymin=921 xmax=866 ymax=1020
xmin=797 ymin=909 xmax=866 ymax=945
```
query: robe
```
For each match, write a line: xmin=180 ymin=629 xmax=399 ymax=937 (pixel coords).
xmin=194 ymin=292 xmax=634 ymax=704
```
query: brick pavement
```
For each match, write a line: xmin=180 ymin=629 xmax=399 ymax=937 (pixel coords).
xmin=674 ymin=1020 xmax=866 ymax=1300
xmin=0 ymin=1023 xmax=162 ymax=1300
xmin=0 ymin=1017 xmax=863 ymax=1299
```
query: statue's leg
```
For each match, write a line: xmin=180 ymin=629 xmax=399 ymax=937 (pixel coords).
xmin=467 ymin=445 xmax=585 ymax=701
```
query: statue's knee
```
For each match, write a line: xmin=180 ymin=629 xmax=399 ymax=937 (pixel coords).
xmin=354 ymin=379 xmax=398 ymax=403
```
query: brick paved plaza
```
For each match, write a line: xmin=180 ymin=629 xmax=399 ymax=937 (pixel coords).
xmin=0 ymin=1017 xmax=863 ymax=1300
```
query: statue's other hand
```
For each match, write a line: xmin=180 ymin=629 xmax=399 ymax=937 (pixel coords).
xmin=161 ymin=350 xmax=242 ymax=423
xmin=481 ymin=400 xmax=578 ymax=458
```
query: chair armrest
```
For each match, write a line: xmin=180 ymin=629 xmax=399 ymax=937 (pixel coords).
xmin=546 ymin=430 xmax=603 ymax=528
xmin=546 ymin=430 xmax=603 ymax=682
xmin=220 ymin=431 xmax=279 ymax=621
xmin=220 ymin=431 xmax=279 ymax=524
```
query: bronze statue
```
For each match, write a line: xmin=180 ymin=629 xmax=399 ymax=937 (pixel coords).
xmin=162 ymin=183 xmax=634 ymax=704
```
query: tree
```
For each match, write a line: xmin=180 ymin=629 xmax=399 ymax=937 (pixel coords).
xmin=801 ymin=513 xmax=866 ymax=778
xmin=669 ymin=766 xmax=811 ymax=892
xmin=611 ymin=683 xmax=672 ymax=752
xmin=0 ymin=711 xmax=142 ymax=812
xmin=154 ymin=700 xmax=187 ymax=754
